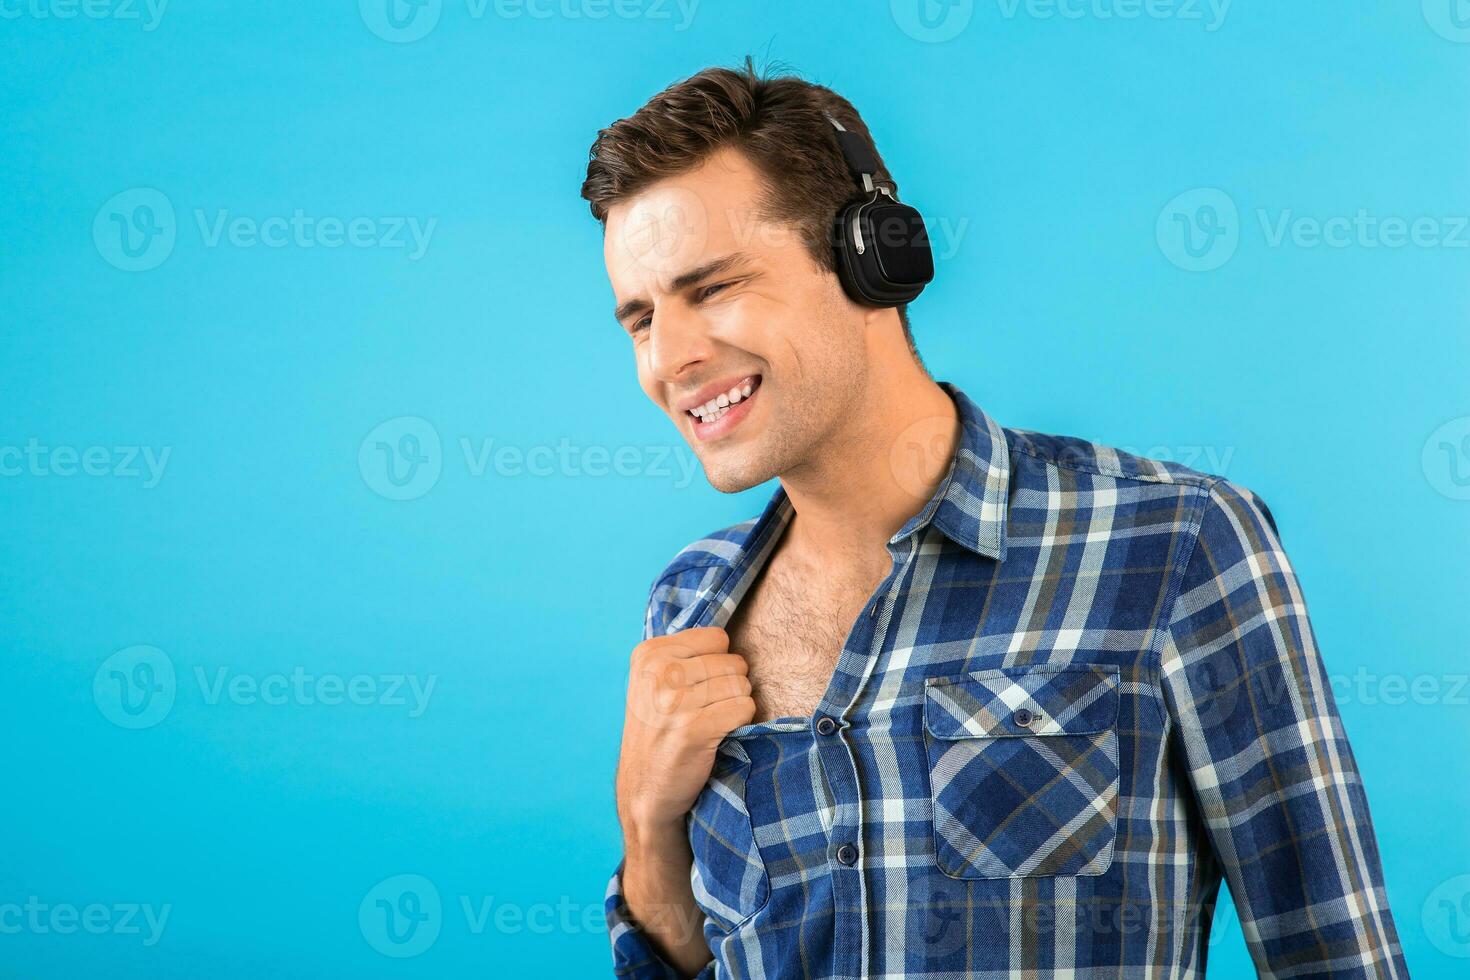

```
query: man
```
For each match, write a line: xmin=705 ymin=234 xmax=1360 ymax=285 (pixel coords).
xmin=582 ymin=61 xmax=1406 ymax=979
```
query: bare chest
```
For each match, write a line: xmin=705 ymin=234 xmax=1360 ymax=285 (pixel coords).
xmin=725 ymin=557 xmax=881 ymax=723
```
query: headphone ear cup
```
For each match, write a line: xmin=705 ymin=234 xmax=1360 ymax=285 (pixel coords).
xmin=832 ymin=199 xmax=871 ymax=305
xmin=832 ymin=197 xmax=934 ymax=307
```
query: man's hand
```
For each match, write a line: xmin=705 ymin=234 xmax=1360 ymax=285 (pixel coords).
xmin=617 ymin=626 xmax=755 ymax=830
xmin=615 ymin=626 xmax=754 ymax=976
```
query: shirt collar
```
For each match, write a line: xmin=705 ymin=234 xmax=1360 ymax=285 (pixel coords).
xmin=888 ymin=382 xmax=1010 ymax=561
xmin=735 ymin=381 xmax=1010 ymax=565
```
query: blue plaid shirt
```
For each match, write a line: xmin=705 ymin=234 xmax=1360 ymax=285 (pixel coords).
xmin=606 ymin=383 xmax=1406 ymax=979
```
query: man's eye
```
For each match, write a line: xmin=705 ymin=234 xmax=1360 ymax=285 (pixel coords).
xmin=698 ymin=281 xmax=732 ymax=301
xmin=631 ymin=315 xmax=652 ymax=334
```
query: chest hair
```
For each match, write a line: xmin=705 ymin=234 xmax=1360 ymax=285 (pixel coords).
xmin=726 ymin=553 xmax=882 ymax=723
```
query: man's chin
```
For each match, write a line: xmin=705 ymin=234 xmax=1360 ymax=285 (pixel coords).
xmin=698 ymin=452 xmax=776 ymax=495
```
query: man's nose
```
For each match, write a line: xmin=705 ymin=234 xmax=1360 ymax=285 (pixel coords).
xmin=646 ymin=303 xmax=712 ymax=383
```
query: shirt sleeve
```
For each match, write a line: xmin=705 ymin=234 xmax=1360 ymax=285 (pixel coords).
xmin=1159 ymin=480 xmax=1408 ymax=978
xmin=605 ymin=859 xmax=715 ymax=979
xmin=605 ymin=573 xmax=716 ymax=979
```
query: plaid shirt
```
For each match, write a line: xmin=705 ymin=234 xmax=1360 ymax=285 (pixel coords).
xmin=606 ymin=383 xmax=1406 ymax=979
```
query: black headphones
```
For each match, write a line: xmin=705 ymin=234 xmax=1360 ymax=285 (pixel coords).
xmin=826 ymin=114 xmax=935 ymax=307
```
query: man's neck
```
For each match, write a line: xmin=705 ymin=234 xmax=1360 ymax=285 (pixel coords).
xmin=777 ymin=366 xmax=960 ymax=562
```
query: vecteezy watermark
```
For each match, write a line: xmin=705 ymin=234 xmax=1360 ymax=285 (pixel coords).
xmin=358 ymin=416 xmax=705 ymax=501
xmin=358 ymin=0 xmax=698 ymax=43
xmin=1157 ymin=188 xmax=1240 ymax=272
xmin=93 ymin=188 xmax=176 ymax=272
xmin=93 ymin=646 xmax=438 ymax=729
xmin=94 ymin=645 xmax=177 ymax=730
xmin=194 ymin=210 xmax=436 ymax=259
xmin=1085 ymin=442 xmax=1237 ymax=476
xmin=0 ymin=440 xmax=171 ymax=488
xmin=458 ymin=437 xmax=702 ymax=487
xmin=359 ymin=417 xmax=443 ymax=501
xmin=890 ymin=0 xmax=975 ymax=43
xmin=724 ymin=207 xmax=972 ymax=264
xmin=0 ymin=898 xmax=171 ymax=947
xmin=1159 ymin=188 xmax=1470 ymax=271
xmin=1328 ymin=668 xmax=1470 ymax=707
xmin=360 ymin=875 xmax=442 ymax=958
xmin=0 ymin=0 xmax=168 ymax=30
xmin=93 ymin=188 xmax=437 ymax=272
xmin=1176 ymin=658 xmax=1470 ymax=732
xmin=359 ymin=874 xmax=616 ymax=957
xmin=1423 ymin=0 xmax=1470 ymax=43
xmin=1257 ymin=209 xmax=1470 ymax=250
xmin=195 ymin=666 xmax=436 ymax=718
xmin=891 ymin=0 xmax=1230 ymax=42
xmin=1422 ymin=417 xmax=1470 ymax=501
xmin=1423 ymin=874 xmax=1470 ymax=958
xmin=994 ymin=0 xmax=1230 ymax=30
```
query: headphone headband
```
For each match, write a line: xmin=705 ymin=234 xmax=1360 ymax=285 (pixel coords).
xmin=825 ymin=114 xmax=881 ymax=191
xmin=824 ymin=114 xmax=935 ymax=307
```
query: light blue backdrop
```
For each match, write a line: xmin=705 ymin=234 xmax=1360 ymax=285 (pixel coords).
xmin=2 ymin=1 xmax=1467 ymax=976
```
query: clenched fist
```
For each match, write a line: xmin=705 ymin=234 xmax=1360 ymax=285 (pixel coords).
xmin=616 ymin=626 xmax=755 ymax=834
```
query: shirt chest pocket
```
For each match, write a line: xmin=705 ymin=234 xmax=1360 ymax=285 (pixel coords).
xmin=922 ymin=664 xmax=1120 ymax=879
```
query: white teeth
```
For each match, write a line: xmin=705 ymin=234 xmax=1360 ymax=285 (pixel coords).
xmin=688 ymin=378 xmax=758 ymax=423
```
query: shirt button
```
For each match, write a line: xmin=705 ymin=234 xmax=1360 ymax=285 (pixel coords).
xmin=835 ymin=844 xmax=858 ymax=866
xmin=1013 ymin=708 xmax=1034 ymax=728
xmin=816 ymin=716 xmax=838 ymax=736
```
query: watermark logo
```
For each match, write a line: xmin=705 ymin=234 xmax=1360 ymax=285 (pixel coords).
xmin=1423 ymin=874 xmax=1470 ymax=958
xmin=0 ymin=0 xmax=169 ymax=30
xmin=361 ymin=0 xmax=698 ymax=40
xmin=911 ymin=877 xmax=969 ymax=960
xmin=360 ymin=874 xmax=442 ymax=957
xmin=93 ymin=188 xmax=176 ymax=272
xmin=1424 ymin=0 xmax=1470 ymax=43
xmin=93 ymin=645 xmax=176 ymax=730
xmin=1157 ymin=188 xmax=1239 ymax=272
xmin=0 ymin=898 xmax=171 ymax=946
xmin=360 ymin=0 xmax=442 ymax=41
xmin=994 ymin=0 xmax=1230 ymax=31
xmin=194 ymin=210 xmax=436 ymax=258
xmin=1160 ymin=192 xmax=1469 ymax=271
xmin=94 ymin=652 xmax=437 ymax=728
xmin=360 ymin=417 xmax=443 ymax=501
xmin=1423 ymin=417 xmax=1470 ymax=501
xmin=0 ymin=440 xmax=171 ymax=487
xmin=1258 ymin=209 xmax=1468 ymax=250
xmin=617 ymin=184 xmax=709 ymax=275
xmin=891 ymin=0 xmax=974 ymax=42
xmin=888 ymin=415 xmax=960 ymax=502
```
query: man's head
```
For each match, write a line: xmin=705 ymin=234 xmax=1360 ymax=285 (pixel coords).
xmin=583 ymin=60 xmax=926 ymax=493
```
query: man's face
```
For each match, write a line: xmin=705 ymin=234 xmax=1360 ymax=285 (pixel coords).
xmin=604 ymin=147 xmax=871 ymax=493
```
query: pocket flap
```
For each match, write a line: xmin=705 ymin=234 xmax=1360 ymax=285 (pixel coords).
xmin=924 ymin=665 xmax=1119 ymax=739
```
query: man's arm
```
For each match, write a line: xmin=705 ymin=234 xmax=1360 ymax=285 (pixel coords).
xmin=1159 ymin=480 xmax=1407 ymax=978
xmin=606 ymin=626 xmax=755 ymax=978
xmin=607 ymin=828 xmax=708 ymax=978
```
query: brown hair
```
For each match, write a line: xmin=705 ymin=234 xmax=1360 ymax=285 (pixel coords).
xmin=581 ymin=58 xmax=915 ymax=348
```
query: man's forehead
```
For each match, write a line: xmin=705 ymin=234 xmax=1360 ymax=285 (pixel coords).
xmin=602 ymin=149 xmax=775 ymax=279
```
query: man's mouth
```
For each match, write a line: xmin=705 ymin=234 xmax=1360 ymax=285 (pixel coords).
xmin=686 ymin=375 xmax=762 ymax=426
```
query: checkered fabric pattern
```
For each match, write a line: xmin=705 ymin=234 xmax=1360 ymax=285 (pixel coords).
xmin=606 ymin=383 xmax=1406 ymax=979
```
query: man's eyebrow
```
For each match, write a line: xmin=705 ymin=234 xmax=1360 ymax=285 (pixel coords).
xmin=612 ymin=253 xmax=753 ymax=324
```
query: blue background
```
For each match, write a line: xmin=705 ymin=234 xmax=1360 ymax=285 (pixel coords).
xmin=3 ymin=1 xmax=1467 ymax=975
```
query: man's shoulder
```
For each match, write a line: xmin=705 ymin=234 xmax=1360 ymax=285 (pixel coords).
xmin=649 ymin=513 xmax=762 ymax=584
xmin=640 ymin=513 xmax=763 ymax=638
xmin=1001 ymin=426 xmax=1278 ymax=537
